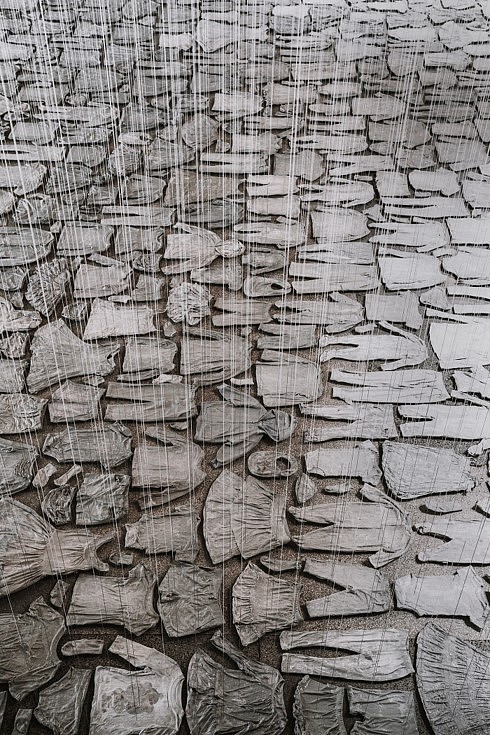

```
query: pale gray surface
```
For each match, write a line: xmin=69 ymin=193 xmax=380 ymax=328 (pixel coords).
xmin=3 ymin=1 xmax=490 ymax=734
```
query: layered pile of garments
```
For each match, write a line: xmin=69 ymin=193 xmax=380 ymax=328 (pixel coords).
xmin=0 ymin=0 xmax=490 ymax=732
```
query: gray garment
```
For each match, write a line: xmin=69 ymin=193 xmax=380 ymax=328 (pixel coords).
xmin=83 ymin=299 xmax=156 ymax=339
xmin=256 ymin=350 xmax=323 ymax=407
xmin=122 ymin=335 xmax=177 ymax=374
xmin=186 ymin=631 xmax=287 ymax=735
xmin=131 ymin=428 xmax=205 ymax=499
xmin=302 ymin=402 xmax=397 ymax=442
xmin=348 ymin=688 xmax=419 ymax=735
xmin=90 ymin=637 xmax=184 ymax=735
xmin=105 ymin=382 xmax=197 ymax=423
xmin=330 ymin=369 xmax=449 ymax=404
xmin=196 ymin=384 xmax=295 ymax=465
xmin=75 ymin=473 xmax=130 ymax=526
xmin=399 ymin=404 xmax=490 ymax=441
xmin=34 ymin=667 xmax=91 ymax=735
xmin=430 ymin=320 xmax=490 ymax=370
xmin=0 ymin=598 xmax=65 ymax=700
xmin=11 ymin=708 xmax=33 ymax=735
xmin=66 ymin=564 xmax=159 ymax=636
xmin=319 ymin=324 xmax=427 ymax=370
xmin=181 ymin=328 xmax=251 ymax=384
xmin=0 ymin=359 xmax=26 ymax=392
xmin=61 ymin=640 xmax=104 ymax=657
xmin=365 ymin=292 xmax=422 ymax=330
xmin=382 ymin=441 xmax=474 ymax=500
xmin=395 ymin=568 xmax=490 ymax=630
xmin=27 ymin=319 xmax=118 ymax=392
xmin=257 ymin=323 xmax=317 ymax=350
xmin=274 ymin=294 xmax=363 ymax=331
xmin=305 ymin=441 xmax=382 ymax=485
xmin=212 ymin=296 xmax=271 ymax=326
xmin=26 ymin=257 xmax=70 ymax=315
xmin=415 ymin=517 xmax=490 ymax=564
xmin=281 ymin=628 xmax=414 ymax=682
xmin=417 ymin=623 xmax=490 ymax=735
xmin=305 ymin=561 xmax=391 ymax=618
xmin=378 ymin=252 xmax=445 ymax=290
xmin=290 ymin=485 xmax=410 ymax=568
xmin=294 ymin=677 xmax=347 ymax=735
xmin=125 ymin=506 xmax=200 ymax=562
xmin=0 ymin=437 xmax=37 ymax=495
xmin=290 ymin=262 xmax=379 ymax=294
xmin=204 ymin=469 xmax=290 ymax=564
xmin=48 ymin=380 xmax=103 ymax=423
xmin=43 ymin=423 xmax=132 ymax=468
xmin=233 ymin=562 xmax=303 ymax=645
xmin=158 ymin=562 xmax=223 ymax=637
xmin=41 ymin=485 xmax=76 ymax=526
xmin=0 ymin=499 xmax=112 ymax=598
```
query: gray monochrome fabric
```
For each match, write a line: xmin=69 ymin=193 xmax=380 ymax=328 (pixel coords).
xmin=0 ymin=0 xmax=490 ymax=733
